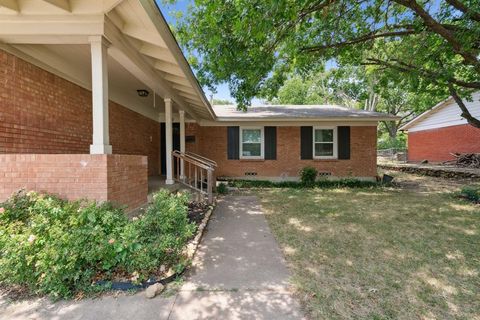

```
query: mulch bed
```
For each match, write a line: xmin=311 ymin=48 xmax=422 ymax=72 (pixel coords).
xmin=188 ymin=201 xmax=210 ymax=225
xmin=0 ymin=284 xmax=36 ymax=302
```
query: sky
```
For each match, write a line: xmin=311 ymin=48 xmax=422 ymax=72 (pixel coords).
xmin=156 ymin=0 xmax=262 ymax=105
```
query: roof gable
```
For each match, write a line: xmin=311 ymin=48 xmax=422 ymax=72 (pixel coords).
xmin=400 ymin=92 xmax=480 ymax=132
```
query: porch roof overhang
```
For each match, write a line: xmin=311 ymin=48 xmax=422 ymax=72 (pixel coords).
xmin=0 ymin=0 xmax=216 ymax=121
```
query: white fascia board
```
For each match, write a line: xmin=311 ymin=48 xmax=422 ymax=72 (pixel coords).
xmin=0 ymin=14 xmax=105 ymax=44
xmin=399 ymin=97 xmax=453 ymax=131
xmin=137 ymin=0 xmax=216 ymax=121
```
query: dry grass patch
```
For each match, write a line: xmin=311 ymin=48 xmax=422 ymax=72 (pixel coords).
xmin=258 ymin=175 xmax=479 ymax=319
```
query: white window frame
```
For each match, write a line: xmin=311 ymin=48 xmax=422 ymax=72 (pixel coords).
xmin=240 ymin=126 xmax=264 ymax=159
xmin=313 ymin=126 xmax=338 ymax=159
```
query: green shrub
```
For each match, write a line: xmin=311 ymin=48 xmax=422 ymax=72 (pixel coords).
xmin=123 ymin=190 xmax=195 ymax=274
xmin=459 ymin=186 xmax=480 ymax=203
xmin=299 ymin=166 xmax=318 ymax=187
xmin=0 ymin=189 xmax=195 ymax=299
xmin=225 ymin=179 xmax=379 ymax=189
xmin=216 ymin=183 xmax=228 ymax=195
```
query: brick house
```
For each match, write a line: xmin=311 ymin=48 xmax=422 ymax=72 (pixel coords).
xmin=400 ymin=92 xmax=480 ymax=162
xmin=0 ymin=0 xmax=397 ymax=209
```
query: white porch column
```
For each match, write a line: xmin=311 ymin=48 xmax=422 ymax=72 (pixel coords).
xmin=89 ymin=35 xmax=112 ymax=154
xmin=165 ymin=98 xmax=174 ymax=184
xmin=179 ymin=109 xmax=186 ymax=180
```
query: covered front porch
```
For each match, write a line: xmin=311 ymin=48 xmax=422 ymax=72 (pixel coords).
xmin=0 ymin=0 xmax=215 ymax=209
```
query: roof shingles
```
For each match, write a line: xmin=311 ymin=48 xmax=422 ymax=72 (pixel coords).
xmin=212 ymin=104 xmax=398 ymax=120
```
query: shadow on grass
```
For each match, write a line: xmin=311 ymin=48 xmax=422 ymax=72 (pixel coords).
xmin=258 ymin=185 xmax=480 ymax=319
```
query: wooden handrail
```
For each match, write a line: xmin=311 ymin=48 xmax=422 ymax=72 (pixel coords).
xmin=185 ymin=151 xmax=217 ymax=168
xmin=172 ymin=150 xmax=215 ymax=203
xmin=173 ymin=151 xmax=211 ymax=170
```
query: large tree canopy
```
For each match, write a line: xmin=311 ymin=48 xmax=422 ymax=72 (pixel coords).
xmin=171 ymin=0 xmax=480 ymax=126
xmin=269 ymin=65 xmax=435 ymax=138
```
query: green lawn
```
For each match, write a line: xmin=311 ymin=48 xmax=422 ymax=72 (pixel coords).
xmin=257 ymin=174 xmax=479 ymax=319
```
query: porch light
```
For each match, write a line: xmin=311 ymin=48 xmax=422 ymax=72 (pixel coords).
xmin=137 ymin=89 xmax=149 ymax=97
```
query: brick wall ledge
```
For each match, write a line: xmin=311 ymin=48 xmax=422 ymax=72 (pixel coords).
xmin=0 ymin=154 xmax=148 ymax=210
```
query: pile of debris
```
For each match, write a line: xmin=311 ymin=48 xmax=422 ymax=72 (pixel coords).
xmin=445 ymin=153 xmax=480 ymax=168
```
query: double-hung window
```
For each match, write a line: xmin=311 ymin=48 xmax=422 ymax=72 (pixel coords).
xmin=313 ymin=127 xmax=337 ymax=159
xmin=240 ymin=127 xmax=264 ymax=159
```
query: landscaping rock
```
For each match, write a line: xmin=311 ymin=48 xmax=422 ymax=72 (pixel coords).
xmin=145 ymin=283 xmax=164 ymax=299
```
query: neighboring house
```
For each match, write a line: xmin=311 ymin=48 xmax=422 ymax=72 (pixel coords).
xmin=400 ymin=92 xmax=480 ymax=162
xmin=0 ymin=0 xmax=396 ymax=209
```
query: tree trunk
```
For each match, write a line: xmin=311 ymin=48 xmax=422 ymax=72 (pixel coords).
xmin=448 ymin=84 xmax=480 ymax=128
xmin=382 ymin=121 xmax=398 ymax=139
xmin=387 ymin=124 xmax=397 ymax=139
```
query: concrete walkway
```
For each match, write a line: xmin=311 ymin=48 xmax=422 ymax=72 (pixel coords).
xmin=0 ymin=196 xmax=303 ymax=320
xmin=169 ymin=195 xmax=303 ymax=319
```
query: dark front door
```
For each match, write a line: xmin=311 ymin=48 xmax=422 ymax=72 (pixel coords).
xmin=161 ymin=123 xmax=180 ymax=175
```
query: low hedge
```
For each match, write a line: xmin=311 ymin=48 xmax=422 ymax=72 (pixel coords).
xmin=0 ymin=190 xmax=195 ymax=299
xmin=223 ymin=178 xmax=381 ymax=189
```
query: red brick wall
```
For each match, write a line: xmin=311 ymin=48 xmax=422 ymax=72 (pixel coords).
xmin=0 ymin=154 xmax=147 ymax=210
xmin=408 ymin=124 xmax=480 ymax=162
xmin=0 ymin=49 xmax=160 ymax=175
xmin=185 ymin=123 xmax=199 ymax=154
xmin=107 ymin=155 xmax=148 ymax=209
xmin=196 ymin=126 xmax=377 ymax=179
xmin=110 ymin=103 xmax=159 ymax=176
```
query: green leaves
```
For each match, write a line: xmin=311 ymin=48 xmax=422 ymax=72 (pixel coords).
xmin=0 ymin=190 xmax=195 ymax=298
xmin=169 ymin=0 xmax=479 ymax=122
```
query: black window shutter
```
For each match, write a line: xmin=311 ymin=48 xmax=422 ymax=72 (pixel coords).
xmin=338 ymin=126 xmax=351 ymax=160
xmin=264 ymin=126 xmax=277 ymax=160
xmin=300 ymin=126 xmax=313 ymax=160
xmin=227 ymin=126 xmax=240 ymax=160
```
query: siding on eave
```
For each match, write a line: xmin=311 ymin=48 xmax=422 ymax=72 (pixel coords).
xmin=408 ymin=92 xmax=480 ymax=132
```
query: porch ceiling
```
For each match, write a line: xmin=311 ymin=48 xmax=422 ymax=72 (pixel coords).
xmin=0 ymin=0 xmax=215 ymax=121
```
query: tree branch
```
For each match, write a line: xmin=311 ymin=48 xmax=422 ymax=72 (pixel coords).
xmin=301 ymin=29 xmax=419 ymax=52
xmin=445 ymin=0 xmax=480 ymax=22
xmin=300 ymin=21 xmax=473 ymax=53
xmin=268 ymin=0 xmax=337 ymax=52
xmin=448 ymin=83 xmax=480 ymax=128
xmin=399 ymin=110 xmax=416 ymax=122
xmin=363 ymin=58 xmax=480 ymax=89
xmin=393 ymin=0 xmax=480 ymax=72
